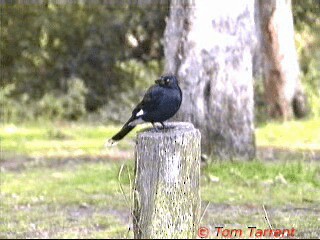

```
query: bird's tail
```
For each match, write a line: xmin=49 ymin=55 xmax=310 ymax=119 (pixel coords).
xmin=112 ymin=124 xmax=135 ymax=141
xmin=106 ymin=124 xmax=135 ymax=146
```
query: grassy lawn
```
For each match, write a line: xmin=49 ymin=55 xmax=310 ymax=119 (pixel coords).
xmin=1 ymin=119 xmax=319 ymax=158
xmin=0 ymin=123 xmax=134 ymax=158
xmin=1 ymin=119 xmax=320 ymax=238
xmin=256 ymin=119 xmax=320 ymax=151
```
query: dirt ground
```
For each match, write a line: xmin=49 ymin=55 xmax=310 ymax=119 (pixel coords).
xmin=5 ymin=200 xmax=319 ymax=238
xmin=1 ymin=148 xmax=320 ymax=239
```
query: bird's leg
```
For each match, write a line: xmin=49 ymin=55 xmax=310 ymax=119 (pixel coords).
xmin=160 ymin=122 xmax=165 ymax=129
xmin=152 ymin=122 xmax=160 ymax=132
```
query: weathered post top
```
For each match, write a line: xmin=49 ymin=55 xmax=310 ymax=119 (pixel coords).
xmin=137 ymin=121 xmax=197 ymax=137
xmin=133 ymin=122 xmax=201 ymax=239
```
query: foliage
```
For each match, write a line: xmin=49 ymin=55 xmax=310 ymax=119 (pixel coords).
xmin=0 ymin=84 xmax=18 ymax=122
xmin=0 ymin=3 xmax=168 ymax=122
xmin=292 ymin=0 xmax=320 ymax=118
xmin=62 ymin=77 xmax=88 ymax=120
xmin=37 ymin=93 xmax=64 ymax=120
xmin=98 ymin=59 xmax=163 ymax=123
xmin=0 ymin=77 xmax=88 ymax=122
xmin=292 ymin=0 xmax=320 ymax=32
xmin=0 ymin=2 xmax=319 ymax=122
xmin=36 ymin=77 xmax=88 ymax=120
xmin=302 ymin=60 xmax=320 ymax=118
xmin=292 ymin=0 xmax=320 ymax=76
xmin=0 ymin=84 xmax=36 ymax=122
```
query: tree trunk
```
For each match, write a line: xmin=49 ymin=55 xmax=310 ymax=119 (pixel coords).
xmin=133 ymin=122 xmax=201 ymax=239
xmin=259 ymin=0 xmax=307 ymax=120
xmin=164 ymin=0 xmax=256 ymax=160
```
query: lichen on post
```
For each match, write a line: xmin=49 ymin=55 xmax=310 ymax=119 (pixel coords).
xmin=133 ymin=122 xmax=201 ymax=239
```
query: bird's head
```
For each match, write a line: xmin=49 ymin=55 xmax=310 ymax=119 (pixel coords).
xmin=155 ymin=75 xmax=179 ymax=88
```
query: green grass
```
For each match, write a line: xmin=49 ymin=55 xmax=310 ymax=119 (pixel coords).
xmin=1 ymin=162 xmax=130 ymax=206
xmin=201 ymin=160 xmax=320 ymax=205
xmin=1 ymin=160 xmax=319 ymax=238
xmin=256 ymin=119 xmax=320 ymax=150
xmin=1 ymin=161 xmax=134 ymax=238
xmin=2 ymin=160 xmax=318 ymax=208
xmin=1 ymin=119 xmax=319 ymax=158
xmin=0 ymin=123 xmax=140 ymax=158
xmin=1 ymin=119 xmax=320 ymax=238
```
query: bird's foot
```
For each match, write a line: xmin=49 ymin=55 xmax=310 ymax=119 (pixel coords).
xmin=152 ymin=122 xmax=166 ymax=131
xmin=152 ymin=122 xmax=161 ymax=132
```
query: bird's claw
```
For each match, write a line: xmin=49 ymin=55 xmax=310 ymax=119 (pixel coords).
xmin=153 ymin=126 xmax=160 ymax=132
xmin=152 ymin=122 xmax=165 ymax=132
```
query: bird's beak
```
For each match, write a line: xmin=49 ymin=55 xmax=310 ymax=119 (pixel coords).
xmin=155 ymin=78 xmax=163 ymax=84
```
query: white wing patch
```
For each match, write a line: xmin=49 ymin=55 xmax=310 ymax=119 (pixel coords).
xmin=129 ymin=109 xmax=145 ymax=127
xmin=136 ymin=109 xmax=144 ymax=117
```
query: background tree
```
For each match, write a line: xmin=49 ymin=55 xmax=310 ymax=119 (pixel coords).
xmin=1 ymin=1 xmax=318 ymax=123
xmin=258 ymin=0 xmax=308 ymax=120
xmin=0 ymin=2 xmax=168 ymax=121
xmin=164 ymin=0 xmax=256 ymax=160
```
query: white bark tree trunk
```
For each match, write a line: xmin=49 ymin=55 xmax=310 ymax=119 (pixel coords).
xmin=164 ymin=0 xmax=256 ymax=160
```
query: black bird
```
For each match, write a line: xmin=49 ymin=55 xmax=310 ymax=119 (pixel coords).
xmin=108 ymin=75 xmax=182 ymax=144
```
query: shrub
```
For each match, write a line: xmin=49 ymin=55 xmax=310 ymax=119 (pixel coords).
xmin=0 ymin=84 xmax=18 ymax=123
xmin=302 ymin=60 xmax=320 ymax=118
xmin=62 ymin=77 xmax=88 ymax=120
xmin=37 ymin=92 xmax=64 ymax=120
xmin=36 ymin=77 xmax=88 ymax=121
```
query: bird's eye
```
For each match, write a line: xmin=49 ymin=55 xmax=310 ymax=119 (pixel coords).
xmin=165 ymin=78 xmax=170 ymax=84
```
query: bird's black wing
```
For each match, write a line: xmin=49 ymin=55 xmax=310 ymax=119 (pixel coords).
xmin=109 ymin=84 xmax=164 ymax=143
xmin=132 ymin=84 xmax=164 ymax=116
